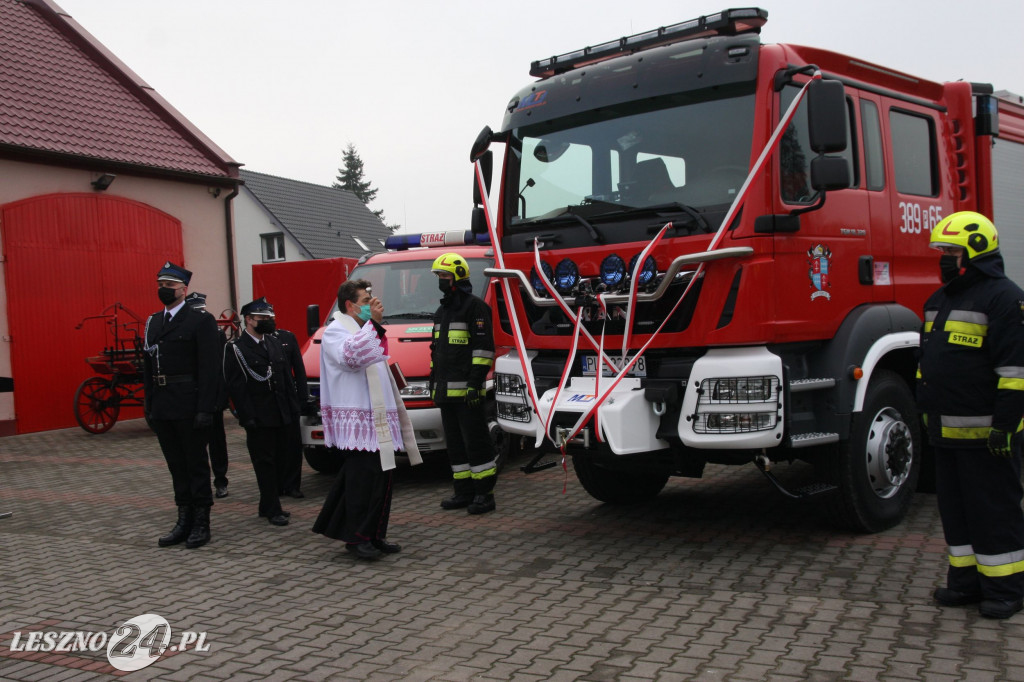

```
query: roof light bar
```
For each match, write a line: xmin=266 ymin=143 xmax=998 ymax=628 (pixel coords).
xmin=384 ymin=230 xmax=490 ymax=251
xmin=530 ymin=7 xmax=768 ymax=78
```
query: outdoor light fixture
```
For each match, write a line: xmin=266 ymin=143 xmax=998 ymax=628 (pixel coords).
xmin=91 ymin=173 xmax=116 ymax=191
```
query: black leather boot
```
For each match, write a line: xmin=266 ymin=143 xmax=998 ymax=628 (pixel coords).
xmin=158 ymin=506 xmax=193 ymax=547
xmin=185 ymin=506 xmax=211 ymax=549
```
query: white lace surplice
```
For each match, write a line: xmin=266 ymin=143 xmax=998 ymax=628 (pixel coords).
xmin=319 ymin=318 xmax=404 ymax=452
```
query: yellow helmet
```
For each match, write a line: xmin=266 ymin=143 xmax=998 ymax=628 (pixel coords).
xmin=431 ymin=252 xmax=470 ymax=281
xmin=930 ymin=211 xmax=999 ymax=259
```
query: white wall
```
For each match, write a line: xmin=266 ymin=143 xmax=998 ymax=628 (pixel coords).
xmin=233 ymin=187 xmax=310 ymax=302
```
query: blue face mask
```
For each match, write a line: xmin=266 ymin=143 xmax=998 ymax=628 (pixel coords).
xmin=358 ymin=304 xmax=372 ymax=322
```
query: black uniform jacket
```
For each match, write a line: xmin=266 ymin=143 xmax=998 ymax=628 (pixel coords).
xmin=272 ymin=328 xmax=310 ymax=404
xmin=223 ymin=332 xmax=299 ymax=428
xmin=917 ymin=252 xmax=1024 ymax=447
xmin=429 ymin=282 xmax=495 ymax=404
xmin=143 ymin=305 xmax=222 ymax=421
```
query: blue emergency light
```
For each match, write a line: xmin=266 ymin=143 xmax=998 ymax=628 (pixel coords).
xmin=384 ymin=230 xmax=490 ymax=251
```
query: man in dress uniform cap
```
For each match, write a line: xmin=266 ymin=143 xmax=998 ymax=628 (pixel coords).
xmin=223 ymin=297 xmax=299 ymax=527
xmin=186 ymin=291 xmax=231 ymax=499
xmin=145 ymin=262 xmax=222 ymax=549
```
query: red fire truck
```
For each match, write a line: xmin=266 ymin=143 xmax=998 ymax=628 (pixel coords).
xmin=471 ymin=8 xmax=1024 ymax=531
xmin=298 ymin=232 xmax=512 ymax=473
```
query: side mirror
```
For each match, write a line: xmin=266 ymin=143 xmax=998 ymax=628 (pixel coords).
xmin=807 ymin=79 xmax=847 ymax=153
xmin=473 ymin=150 xmax=493 ymax=206
xmin=470 ymin=126 xmax=493 ymax=162
xmin=306 ymin=304 xmax=321 ymax=338
xmin=471 ymin=206 xmax=489 ymax=235
xmin=810 ymin=156 xmax=850 ymax=191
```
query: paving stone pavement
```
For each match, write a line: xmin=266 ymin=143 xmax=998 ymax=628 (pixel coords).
xmin=1 ymin=419 xmax=1021 ymax=681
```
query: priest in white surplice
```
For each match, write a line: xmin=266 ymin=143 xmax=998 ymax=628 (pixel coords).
xmin=312 ymin=278 xmax=421 ymax=560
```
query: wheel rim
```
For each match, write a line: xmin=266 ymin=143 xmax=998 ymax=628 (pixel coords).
xmin=863 ymin=407 xmax=913 ymax=499
xmin=75 ymin=378 xmax=120 ymax=434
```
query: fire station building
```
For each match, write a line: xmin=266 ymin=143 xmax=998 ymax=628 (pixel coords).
xmin=0 ymin=0 xmax=241 ymax=434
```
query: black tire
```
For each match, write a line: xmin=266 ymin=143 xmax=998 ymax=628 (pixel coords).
xmin=304 ymin=446 xmax=341 ymax=474
xmin=573 ymin=456 xmax=669 ymax=504
xmin=489 ymin=418 xmax=524 ymax=473
xmin=825 ymin=370 xmax=920 ymax=532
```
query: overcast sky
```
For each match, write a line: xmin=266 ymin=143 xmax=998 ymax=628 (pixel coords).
xmin=57 ymin=0 xmax=1024 ymax=235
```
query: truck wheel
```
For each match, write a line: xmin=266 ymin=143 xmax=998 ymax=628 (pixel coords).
xmin=826 ymin=370 xmax=920 ymax=532
xmin=573 ymin=456 xmax=669 ymax=504
xmin=304 ymin=446 xmax=341 ymax=474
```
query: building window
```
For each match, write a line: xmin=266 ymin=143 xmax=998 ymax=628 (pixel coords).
xmin=353 ymin=236 xmax=370 ymax=251
xmin=262 ymin=233 xmax=285 ymax=262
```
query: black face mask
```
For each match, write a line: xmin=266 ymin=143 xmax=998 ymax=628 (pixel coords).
xmin=158 ymin=286 xmax=178 ymax=305
xmin=939 ymin=254 xmax=962 ymax=283
xmin=255 ymin=320 xmax=276 ymax=335
xmin=438 ymin=278 xmax=454 ymax=294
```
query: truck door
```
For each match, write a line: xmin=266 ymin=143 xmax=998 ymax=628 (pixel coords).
xmin=770 ymin=80 xmax=872 ymax=343
xmin=879 ymin=98 xmax=948 ymax=312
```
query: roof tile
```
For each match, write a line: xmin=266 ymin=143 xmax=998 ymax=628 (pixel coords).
xmin=241 ymin=169 xmax=392 ymax=260
xmin=0 ymin=0 xmax=234 ymax=177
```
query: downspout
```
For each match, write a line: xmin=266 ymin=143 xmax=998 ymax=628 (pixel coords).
xmin=223 ymin=185 xmax=240 ymax=310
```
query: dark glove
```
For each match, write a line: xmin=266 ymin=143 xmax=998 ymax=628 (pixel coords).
xmin=466 ymin=386 xmax=482 ymax=408
xmin=301 ymin=397 xmax=319 ymax=417
xmin=988 ymin=428 xmax=1013 ymax=458
xmin=193 ymin=412 xmax=214 ymax=429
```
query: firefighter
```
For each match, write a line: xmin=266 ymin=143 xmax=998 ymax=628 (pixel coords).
xmin=917 ymin=211 xmax=1024 ymax=619
xmin=429 ymin=252 xmax=498 ymax=514
xmin=144 ymin=262 xmax=221 ymax=549
xmin=185 ymin=291 xmax=231 ymax=499
xmin=223 ymin=298 xmax=299 ymax=527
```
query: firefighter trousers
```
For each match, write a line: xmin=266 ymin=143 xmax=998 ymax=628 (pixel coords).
xmin=440 ymin=402 xmax=497 ymax=497
xmin=935 ymin=444 xmax=1024 ymax=601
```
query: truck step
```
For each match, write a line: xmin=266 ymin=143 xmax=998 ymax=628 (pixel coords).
xmin=789 ymin=378 xmax=836 ymax=393
xmin=787 ymin=432 xmax=840 ymax=448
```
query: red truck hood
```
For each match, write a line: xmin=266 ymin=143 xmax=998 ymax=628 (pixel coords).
xmin=302 ymin=319 xmax=434 ymax=381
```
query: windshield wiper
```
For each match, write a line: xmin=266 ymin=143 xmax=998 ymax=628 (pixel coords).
xmin=383 ymin=312 xmax=435 ymax=320
xmin=631 ymin=202 xmax=712 ymax=234
xmin=520 ymin=208 xmax=605 ymax=243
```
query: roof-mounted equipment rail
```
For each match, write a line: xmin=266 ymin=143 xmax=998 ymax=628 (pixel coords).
xmin=529 ymin=7 xmax=768 ymax=79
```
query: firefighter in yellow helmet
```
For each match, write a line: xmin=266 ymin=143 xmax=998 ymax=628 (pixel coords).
xmin=429 ymin=252 xmax=498 ymax=514
xmin=917 ymin=211 xmax=1024 ymax=619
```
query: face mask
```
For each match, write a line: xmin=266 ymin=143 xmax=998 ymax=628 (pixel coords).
xmin=939 ymin=254 xmax=962 ymax=283
xmin=158 ymin=286 xmax=178 ymax=305
xmin=255 ymin=320 xmax=275 ymax=334
xmin=357 ymin=304 xmax=372 ymax=322
xmin=438 ymin=278 xmax=453 ymax=294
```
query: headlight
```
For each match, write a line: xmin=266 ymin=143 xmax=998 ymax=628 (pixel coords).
xmin=599 ymin=254 xmax=626 ymax=287
xmin=530 ymin=261 xmax=554 ymax=293
xmin=628 ymin=254 xmax=657 ymax=285
xmin=401 ymin=381 xmax=430 ymax=398
xmin=554 ymin=258 xmax=580 ymax=293
xmin=703 ymin=376 xmax=778 ymax=403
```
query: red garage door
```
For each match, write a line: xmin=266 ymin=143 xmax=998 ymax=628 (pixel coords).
xmin=2 ymin=193 xmax=183 ymax=433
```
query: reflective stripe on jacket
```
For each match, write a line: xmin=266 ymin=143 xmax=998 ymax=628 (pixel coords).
xmin=429 ymin=286 xmax=494 ymax=403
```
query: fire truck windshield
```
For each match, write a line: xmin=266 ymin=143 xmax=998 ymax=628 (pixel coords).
xmin=326 ymin=258 xmax=492 ymax=322
xmin=506 ymin=89 xmax=755 ymax=241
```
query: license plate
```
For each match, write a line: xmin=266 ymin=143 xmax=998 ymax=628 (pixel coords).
xmin=581 ymin=355 xmax=646 ymax=377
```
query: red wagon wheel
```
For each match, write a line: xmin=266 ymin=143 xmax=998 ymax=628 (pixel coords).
xmin=74 ymin=376 xmax=121 ymax=434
